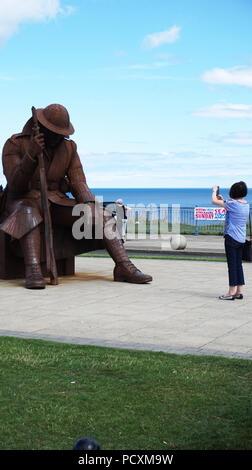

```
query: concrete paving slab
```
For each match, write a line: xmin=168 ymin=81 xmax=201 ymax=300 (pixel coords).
xmin=0 ymin=256 xmax=251 ymax=359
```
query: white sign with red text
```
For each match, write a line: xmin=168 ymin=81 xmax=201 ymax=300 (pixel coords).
xmin=194 ymin=207 xmax=226 ymax=221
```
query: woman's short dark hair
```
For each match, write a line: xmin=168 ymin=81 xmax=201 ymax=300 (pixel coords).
xmin=229 ymin=181 xmax=247 ymax=199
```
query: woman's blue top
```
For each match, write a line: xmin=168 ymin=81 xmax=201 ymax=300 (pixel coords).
xmin=224 ymin=199 xmax=250 ymax=243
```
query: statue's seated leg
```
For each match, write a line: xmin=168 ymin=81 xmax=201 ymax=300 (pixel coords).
xmin=50 ymin=202 xmax=83 ymax=228
xmin=102 ymin=207 xmax=153 ymax=284
xmin=20 ymin=226 xmax=46 ymax=289
xmin=51 ymin=202 xmax=153 ymax=284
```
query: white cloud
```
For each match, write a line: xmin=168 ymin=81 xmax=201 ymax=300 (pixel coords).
xmin=115 ymin=50 xmax=127 ymax=57
xmin=201 ymin=66 xmax=252 ymax=88
xmin=192 ymin=104 xmax=252 ymax=119
xmin=58 ymin=148 xmax=252 ymax=187
xmin=0 ymin=73 xmax=14 ymax=81
xmin=143 ymin=25 xmax=181 ymax=49
xmin=0 ymin=0 xmax=74 ymax=46
xmin=211 ymin=131 xmax=252 ymax=146
xmin=155 ymin=52 xmax=188 ymax=65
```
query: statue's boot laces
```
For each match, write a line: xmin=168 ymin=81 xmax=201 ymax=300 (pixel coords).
xmin=113 ymin=259 xmax=152 ymax=284
xmin=25 ymin=263 xmax=46 ymax=289
xmin=102 ymin=209 xmax=153 ymax=284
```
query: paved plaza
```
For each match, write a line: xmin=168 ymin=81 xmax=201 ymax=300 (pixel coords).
xmin=0 ymin=237 xmax=251 ymax=359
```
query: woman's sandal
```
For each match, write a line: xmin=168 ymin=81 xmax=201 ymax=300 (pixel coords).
xmin=234 ymin=294 xmax=243 ymax=299
xmin=219 ymin=295 xmax=235 ymax=300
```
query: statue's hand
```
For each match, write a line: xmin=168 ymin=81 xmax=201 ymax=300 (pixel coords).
xmin=28 ymin=133 xmax=45 ymax=159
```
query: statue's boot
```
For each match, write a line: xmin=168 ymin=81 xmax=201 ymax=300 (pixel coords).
xmin=103 ymin=225 xmax=152 ymax=283
xmin=114 ymin=260 xmax=153 ymax=283
xmin=20 ymin=227 xmax=46 ymax=289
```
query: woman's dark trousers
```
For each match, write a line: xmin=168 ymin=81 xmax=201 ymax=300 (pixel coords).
xmin=224 ymin=234 xmax=245 ymax=286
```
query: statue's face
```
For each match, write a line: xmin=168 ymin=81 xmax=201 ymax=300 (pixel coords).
xmin=39 ymin=124 xmax=64 ymax=148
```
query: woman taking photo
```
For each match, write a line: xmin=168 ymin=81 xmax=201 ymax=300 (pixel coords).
xmin=212 ymin=181 xmax=250 ymax=300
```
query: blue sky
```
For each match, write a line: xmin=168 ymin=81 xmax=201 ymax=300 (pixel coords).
xmin=0 ymin=0 xmax=252 ymax=188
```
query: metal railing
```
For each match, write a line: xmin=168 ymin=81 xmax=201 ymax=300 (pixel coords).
xmin=125 ymin=205 xmax=251 ymax=236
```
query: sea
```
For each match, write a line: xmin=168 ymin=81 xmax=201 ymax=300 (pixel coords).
xmin=89 ymin=188 xmax=252 ymax=208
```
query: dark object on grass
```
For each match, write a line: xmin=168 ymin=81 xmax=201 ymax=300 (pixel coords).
xmin=73 ymin=437 xmax=100 ymax=450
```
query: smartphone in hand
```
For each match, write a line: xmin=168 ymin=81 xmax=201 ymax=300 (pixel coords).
xmin=216 ymin=186 xmax=219 ymax=197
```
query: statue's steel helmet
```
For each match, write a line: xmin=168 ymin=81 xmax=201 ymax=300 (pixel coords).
xmin=36 ymin=104 xmax=74 ymax=137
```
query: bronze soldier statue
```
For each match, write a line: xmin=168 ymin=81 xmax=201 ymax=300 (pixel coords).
xmin=0 ymin=104 xmax=152 ymax=289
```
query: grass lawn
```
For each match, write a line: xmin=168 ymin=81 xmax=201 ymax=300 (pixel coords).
xmin=0 ymin=336 xmax=251 ymax=451
xmin=79 ymin=253 xmax=227 ymax=262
